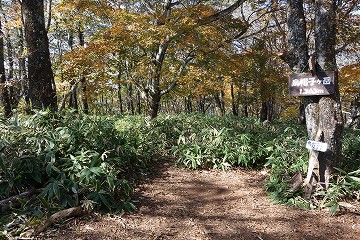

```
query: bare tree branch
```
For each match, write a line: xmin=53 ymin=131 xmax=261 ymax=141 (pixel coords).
xmin=197 ymin=0 xmax=246 ymax=26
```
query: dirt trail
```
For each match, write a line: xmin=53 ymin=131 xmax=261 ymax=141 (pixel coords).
xmin=42 ymin=163 xmax=359 ymax=240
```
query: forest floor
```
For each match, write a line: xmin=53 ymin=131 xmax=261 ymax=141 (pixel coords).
xmin=38 ymin=162 xmax=360 ymax=240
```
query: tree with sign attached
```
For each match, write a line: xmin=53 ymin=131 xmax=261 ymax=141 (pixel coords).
xmin=281 ymin=0 xmax=343 ymax=197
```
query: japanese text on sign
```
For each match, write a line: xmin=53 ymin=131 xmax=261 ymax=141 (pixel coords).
xmin=291 ymin=77 xmax=332 ymax=87
xmin=306 ymin=140 xmax=328 ymax=152
xmin=288 ymin=71 xmax=335 ymax=96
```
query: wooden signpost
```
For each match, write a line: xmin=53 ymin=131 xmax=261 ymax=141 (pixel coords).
xmin=288 ymin=71 xmax=335 ymax=96
xmin=288 ymin=71 xmax=336 ymax=153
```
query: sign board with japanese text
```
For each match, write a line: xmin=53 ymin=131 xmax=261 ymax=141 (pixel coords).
xmin=288 ymin=71 xmax=335 ymax=96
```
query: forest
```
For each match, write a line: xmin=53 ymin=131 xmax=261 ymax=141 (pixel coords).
xmin=0 ymin=0 xmax=359 ymax=239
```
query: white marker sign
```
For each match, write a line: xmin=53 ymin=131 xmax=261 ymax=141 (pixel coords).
xmin=306 ymin=140 xmax=328 ymax=152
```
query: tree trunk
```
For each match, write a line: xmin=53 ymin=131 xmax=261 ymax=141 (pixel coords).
xmin=285 ymin=0 xmax=317 ymax=197
xmin=117 ymin=83 xmax=123 ymax=114
xmin=66 ymin=31 xmax=77 ymax=111
xmin=0 ymin=5 xmax=12 ymax=117
xmin=243 ymin=104 xmax=248 ymax=117
xmin=22 ymin=0 xmax=57 ymax=111
xmin=231 ymin=84 xmax=239 ymax=116
xmin=185 ymin=96 xmax=192 ymax=113
xmin=197 ymin=97 xmax=206 ymax=114
xmin=116 ymin=67 xmax=124 ymax=114
xmin=298 ymin=101 xmax=306 ymax=124
xmin=80 ymin=76 xmax=88 ymax=114
xmin=127 ymin=83 xmax=134 ymax=115
xmin=242 ymin=83 xmax=248 ymax=117
xmin=6 ymin=29 xmax=19 ymax=109
xmin=78 ymin=30 xmax=88 ymax=114
xmin=312 ymin=0 xmax=343 ymax=190
xmin=136 ymin=90 xmax=141 ymax=115
xmin=349 ymin=100 xmax=360 ymax=128
xmin=18 ymin=24 xmax=28 ymax=105
xmin=67 ymin=31 xmax=74 ymax=50
xmin=3 ymin=13 xmax=21 ymax=111
xmin=214 ymin=91 xmax=225 ymax=117
xmin=149 ymin=92 xmax=161 ymax=119
xmin=259 ymin=99 xmax=274 ymax=122
xmin=267 ymin=98 xmax=275 ymax=122
xmin=260 ymin=101 xmax=267 ymax=122
xmin=68 ymin=81 xmax=78 ymax=111
xmin=148 ymin=39 xmax=167 ymax=119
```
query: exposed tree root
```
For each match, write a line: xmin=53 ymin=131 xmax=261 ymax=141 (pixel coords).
xmin=33 ymin=206 xmax=83 ymax=235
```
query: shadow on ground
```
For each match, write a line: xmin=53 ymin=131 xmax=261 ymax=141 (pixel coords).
xmin=44 ymin=161 xmax=360 ymax=240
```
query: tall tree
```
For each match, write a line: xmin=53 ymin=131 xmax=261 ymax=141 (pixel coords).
xmin=142 ymin=0 xmax=247 ymax=119
xmin=283 ymin=0 xmax=343 ymax=196
xmin=78 ymin=29 xmax=88 ymax=114
xmin=311 ymin=0 xmax=343 ymax=192
xmin=0 ymin=0 xmax=12 ymax=117
xmin=22 ymin=0 xmax=57 ymax=111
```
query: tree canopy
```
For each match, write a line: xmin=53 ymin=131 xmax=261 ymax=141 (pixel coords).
xmin=0 ymin=0 xmax=357 ymax=119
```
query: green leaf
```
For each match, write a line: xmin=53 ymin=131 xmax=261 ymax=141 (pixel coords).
xmin=123 ymin=201 xmax=137 ymax=212
xmin=52 ymin=181 xmax=61 ymax=200
xmin=107 ymin=176 xmax=115 ymax=191
xmin=0 ymin=140 xmax=6 ymax=152
xmin=46 ymin=163 xmax=52 ymax=176
xmin=32 ymin=172 xmax=42 ymax=183
xmin=8 ymin=173 xmax=14 ymax=188
xmin=66 ymin=195 xmax=77 ymax=207
xmin=89 ymin=167 xmax=103 ymax=175
xmin=71 ymin=187 xmax=78 ymax=194
xmin=99 ymin=193 xmax=112 ymax=210
xmin=348 ymin=169 xmax=360 ymax=176
xmin=348 ymin=176 xmax=360 ymax=183
xmin=33 ymin=209 xmax=44 ymax=217
xmin=0 ymin=155 xmax=7 ymax=173
xmin=79 ymin=168 xmax=91 ymax=183
xmin=38 ymin=196 xmax=50 ymax=209
xmin=334 ymin=167 xmax=347 ymax=174
xmin=329 ymin=203 xmax=339 ymax=216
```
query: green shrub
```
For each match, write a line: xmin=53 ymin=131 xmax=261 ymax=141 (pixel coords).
xmin=263 ymin=127 xmax=308 ymax=204
xmin=265 ymin=126 xmax=360 ymax=215
xmin=0 ymin=110 xmax=148 ymax=221
xmin=168 ymin=114 xmax=307 ymax=170
xmin=342 ymin=128 xmax=360 ymax=170
xmin=1 ymin=111 xmax=359 ymax=227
